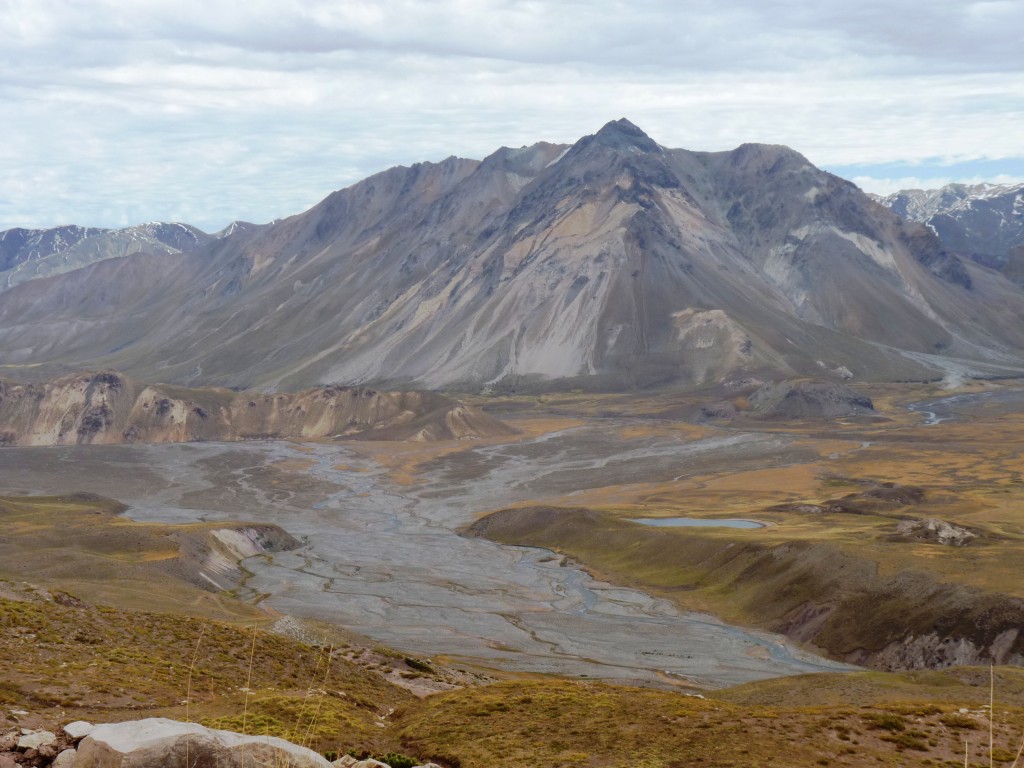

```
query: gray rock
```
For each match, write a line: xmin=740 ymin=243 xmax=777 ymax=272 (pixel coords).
xmin=64 ymin=721 xmax=95 ymax=741
xmin=38 ymin=744 xmax=57 ymax=760
xmin=53 ymin=748 xmax=78 ymax=768
xmin=896 ymin=518 xmax=976 ymax=546
xmin=332 ymin=757 xmax=360 ymax=767
xmin=353 ymin=761 xmax=391 ymax=768
xmin=0 ymin=753 xmax=18 ymax=768
xmin=17 ymin=729 xmax=56 ymax=750
xmin=749 ymin=380 xmax=875 ymax=421
xmin=75 ymin=718 xmax=332 ymax=767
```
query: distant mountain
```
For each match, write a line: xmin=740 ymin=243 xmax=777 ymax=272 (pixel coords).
xmin=1 ymin=120 xmax=1024 ymax=392
xmin=214 ymin=220 xmax=267 ymax=239
xmin=0 ymin=222 xmax=212 ymax=290
xmin=873 ymin=182 xmax=1024 ymax=281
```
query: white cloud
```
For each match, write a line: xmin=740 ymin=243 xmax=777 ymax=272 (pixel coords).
xmin=852 ymin=174 xmax=1024 ymax=196
xmin=1 ymin=0 xmax=1022 ymax=231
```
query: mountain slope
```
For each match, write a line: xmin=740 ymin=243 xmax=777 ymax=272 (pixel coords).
xmin=2 ymin=120 xmax=1024 ymax=391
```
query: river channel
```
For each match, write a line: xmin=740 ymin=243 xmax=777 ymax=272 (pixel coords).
xmin=1 ymin=423 xmax=857 ymax=688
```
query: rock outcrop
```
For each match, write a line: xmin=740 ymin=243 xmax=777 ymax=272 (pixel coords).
xmin=0 ymin=371 xmax=515 ymax=445
xmin=747 ymin=379 xmax=875 ymax=420
xmin=895 ymin=518 xmax=977 ymax=546
xmin=74 ymin=718 xmax=331 ymax=767
xmin=0 ymin=719 xmax=444 ymax=768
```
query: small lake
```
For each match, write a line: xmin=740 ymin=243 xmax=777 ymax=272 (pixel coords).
xmin=630 ymin=517 xmax=765 ymax=529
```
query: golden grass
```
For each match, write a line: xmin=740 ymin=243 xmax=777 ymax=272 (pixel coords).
xmin=476 ymin=382 xmax=1024 ymax=600
xmin=396 ymin=677 xmax=1024 ymax=768
xmin=0 ymin=589 xmax=414 ymax=755
xmin=0 ymin=494 xmax=269 ymax=621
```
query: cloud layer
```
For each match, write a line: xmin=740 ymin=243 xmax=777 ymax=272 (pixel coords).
xmin=3 ymin=0 xmax=1023 ymax=231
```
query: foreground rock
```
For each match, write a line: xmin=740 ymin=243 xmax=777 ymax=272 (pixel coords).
xmin=74 ymin=718 xmax=331 ymax=767
xmin=17 ymin=731 xmax=56 ymax=751
xmin=0 ymin=719 xmax=445 ymax=768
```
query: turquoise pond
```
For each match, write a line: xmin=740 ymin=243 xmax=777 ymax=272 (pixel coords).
xmin=629 ymin=517 xmax=765 ymax=529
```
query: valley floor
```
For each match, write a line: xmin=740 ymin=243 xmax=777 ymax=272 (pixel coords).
xmin=3 ymin=380 xmax=1024 ymax=766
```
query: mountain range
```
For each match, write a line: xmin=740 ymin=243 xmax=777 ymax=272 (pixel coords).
xmin=2 ymin=119 xmax=1023 ymax=392
xmin=872 ymin=181 xmax=1024 ymax=284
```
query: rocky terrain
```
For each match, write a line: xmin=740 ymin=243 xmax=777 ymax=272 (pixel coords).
xmin=0 ymin=371 xmax=514 ymax=445
xmin=0 ymin=719 xmax=442 ymax=768
xmin=745 ymin=379 xmax=876 ymax=420
xmin=3 ymin=121 xmax=1024 ymax=392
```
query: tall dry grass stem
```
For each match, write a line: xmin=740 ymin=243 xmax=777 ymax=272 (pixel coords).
xmin=185 ymin=623 xmax=207 ymax=768
xmin=243 ymin=624 xmax=257 ymax=734
xmin=289 ymin=639 xmax=328 ymax=744
xmin=301 ymin=645 xmax=334 ymax=749
xmin=1009 ymin=733 xmax=1024 ymax=768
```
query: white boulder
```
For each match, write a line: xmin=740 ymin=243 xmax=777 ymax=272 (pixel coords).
xmin=17 ymin=729 xmax=56 ymax=750
xmin=74 ymin=718 xmax=332 ymax=767
xmin=64 ymin=721 xmax=95 ymax=741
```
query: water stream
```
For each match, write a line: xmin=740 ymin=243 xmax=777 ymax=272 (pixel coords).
xmin=1 ymin=425 xmax=856 ymax=688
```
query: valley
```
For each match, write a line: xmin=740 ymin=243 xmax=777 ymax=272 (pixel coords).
xmin=0 ymin=423 xmax=851 ymax=688
xmin=3 ymin=118 xmax=1024 ymax=767
xmin=4 ymin=379 xmax=1024 ymax=766
xmin=4 ymin=381 xmax=1023 ymax=684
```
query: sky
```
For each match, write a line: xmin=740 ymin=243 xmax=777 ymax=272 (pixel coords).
xmin=2 ymin=0 xmax=1023 ymax=233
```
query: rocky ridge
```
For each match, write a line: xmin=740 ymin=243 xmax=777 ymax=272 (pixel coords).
xmin=0 ymin=371 xmax=514 ymax=445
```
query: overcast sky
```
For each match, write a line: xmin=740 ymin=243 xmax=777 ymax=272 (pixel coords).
xmin=3 ymin=0 xmax=1023 ymax=232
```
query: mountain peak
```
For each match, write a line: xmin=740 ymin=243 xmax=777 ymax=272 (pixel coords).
xmin=588 ymin=118 xmax=661 ymax=154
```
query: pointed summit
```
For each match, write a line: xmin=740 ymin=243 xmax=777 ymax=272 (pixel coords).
xmin=546 ymin=119 xmax=677 ymax=193
xmin=589 ymin=118 xmax=662 ymax=154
